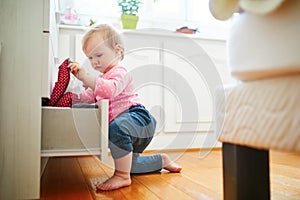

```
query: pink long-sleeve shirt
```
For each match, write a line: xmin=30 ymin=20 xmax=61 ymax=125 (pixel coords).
xmin=80 ymin=65 xmax=141 ymax=123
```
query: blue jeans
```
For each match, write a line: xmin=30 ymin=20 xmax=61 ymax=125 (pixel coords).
xmin=109 ymin=105 xmax=162 ymax=174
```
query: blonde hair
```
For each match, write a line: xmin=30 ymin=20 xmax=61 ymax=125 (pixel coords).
xmin=82 ymin=24 xmax=124 ymax=60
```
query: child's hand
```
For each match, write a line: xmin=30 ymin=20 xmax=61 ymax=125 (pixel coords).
xmin=68 ymin=61 xmax=96 ymax=90
xmin=68 ymin=62 xmax=85 ymax=80
xmin=68 ymin=61 xmax=80 ymax=75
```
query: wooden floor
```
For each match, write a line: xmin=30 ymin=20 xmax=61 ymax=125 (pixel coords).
xmin=40 ymin=149 xmax=300 ymax=200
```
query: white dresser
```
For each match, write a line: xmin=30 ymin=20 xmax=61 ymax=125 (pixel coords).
xmin=0 ymin=0 xmax=58 ymax=199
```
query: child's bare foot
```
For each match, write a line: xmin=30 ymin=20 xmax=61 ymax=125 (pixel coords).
xmin=96 ymin=171 xmax=131 ymax=191
xmin=161 ymin=153 xmax=182 ymax=172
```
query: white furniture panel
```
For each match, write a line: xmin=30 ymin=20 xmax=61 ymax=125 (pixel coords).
xmin=162 ymin=36 xmax=227 ymax=133
xmin=163 ymin=51 xmax=213 ymax=132
xmin=41 ymin=100 xmax=109 ymax=161
xmin=41 ymin=0 xmax=59 ymax=97
xmin=0 ymin=0 xmax=54 ymax=198
xmin=197 ymin=39 xmax=234 ymax=85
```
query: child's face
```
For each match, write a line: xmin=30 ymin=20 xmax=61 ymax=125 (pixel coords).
xmin=84 ymin=35 xmax=121 ymax=73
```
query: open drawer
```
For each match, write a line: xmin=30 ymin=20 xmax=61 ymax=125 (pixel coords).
xmin=41 ymin=100 xmax=109 ymax=161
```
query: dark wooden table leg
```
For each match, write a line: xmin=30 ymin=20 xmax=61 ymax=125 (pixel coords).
xmin=222 ymin=143 xmax=270 ymax=200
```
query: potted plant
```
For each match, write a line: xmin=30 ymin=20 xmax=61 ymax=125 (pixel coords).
xmin=118 ymin=0 xmax=142 ymax=29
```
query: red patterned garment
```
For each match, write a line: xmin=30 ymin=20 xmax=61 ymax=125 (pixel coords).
xmin=55 ymin=92 xmax=73 ymax=107
xmin=47 ymin=58 xmax=75 ymax=107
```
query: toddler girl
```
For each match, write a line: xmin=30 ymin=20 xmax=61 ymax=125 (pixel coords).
xmin=68 ymin=24 xmax=182 ymax=191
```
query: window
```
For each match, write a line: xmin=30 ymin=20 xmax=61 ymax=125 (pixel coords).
xmin=142 ymin=0 xmax=185 ymax=20
xmin=59 ymin=0 xmax=232 ymax=39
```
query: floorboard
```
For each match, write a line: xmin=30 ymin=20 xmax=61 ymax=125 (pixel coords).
xmin=40 ymin=157 xmax=93 ymax=199
xmin=40 ymin=149 xmax=300 ymax=200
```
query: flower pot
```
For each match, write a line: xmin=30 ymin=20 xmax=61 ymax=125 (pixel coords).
xmin=121 ymin=14 xmax=139 ymax=29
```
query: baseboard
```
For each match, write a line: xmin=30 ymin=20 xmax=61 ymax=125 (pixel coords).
xmin=41 ymin=148 xmax=101 ymax=157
